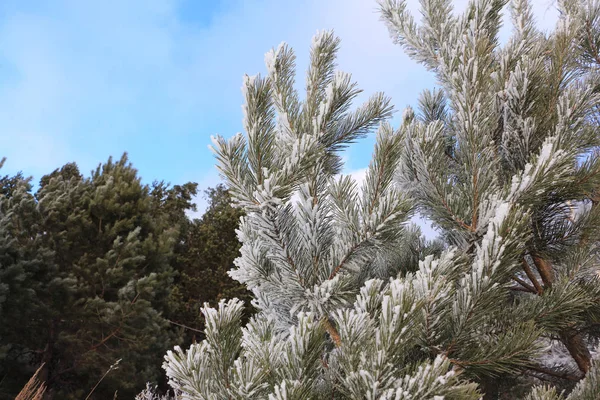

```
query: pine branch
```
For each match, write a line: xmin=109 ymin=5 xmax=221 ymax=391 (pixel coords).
xmin=167 ymin=319 xmax=205 ymax=334
xmin=560 ymin=328 xmax=592 ymax=374
xmin=471 ymin=171 xmax=479 ymax=231
xmin=526 ymin=364 xmax=581 ymax=382
xmin=512 ymin=276 xmax=536 ymax=293
xmin=528 ymin=253 xmax=593 ymax=374
xmin=522 ymin=258 xmax=544 ymax=294
xmin=532 ymin=254 xmax=554 ymax=289
xmin=328 ymin=242 xmax=360 ymax=280
xmin=585 ymin=19 xmax=600 ymax=66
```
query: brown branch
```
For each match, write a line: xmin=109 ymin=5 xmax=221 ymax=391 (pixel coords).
xmin=471 ymin=166 xmax=479 ymax=231
xmin=561 ymin=328 xmax=592 ymax=374
xmin=529 ymin=253 xmax=592 ymax=374
xmin=90 ymin=328 xmax=121 ymax=351
xmin=522 ymin=258 xmax=544 ymax=294
xmin=329 ymin=243 xmax=360 ymax=280
xmin=510 ymin=285 xmax=534 ymax=292
xmin=130 ymin=292 xmax=140 ymax=305
xmin=167 ymin=319 xmax=205 ymax=334
xmin=440 ymin=195 xmax=473 ymax=231
xmin=531 ymin=253 xmax=554 ymax=289
xmin=511 ymin=276 xmax=536 ymax=293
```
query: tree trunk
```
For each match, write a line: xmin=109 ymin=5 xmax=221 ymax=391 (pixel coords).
xmin=39 ymin=322 xmax=56 ymax=400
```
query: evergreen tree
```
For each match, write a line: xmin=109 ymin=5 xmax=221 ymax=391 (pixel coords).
xmin=379 ymin=0 xmax=600 ymax=396
xmin=0 ymin=168 xmax=28 ymax=199
xmin=0 ymin=155 xmax=195 ymax=399
xmin=163 ymin=3 xmax=600 ymax=398
xmin=163 ymin=31 xmax=476 ymax=399
xmin=149 ymin=180 xmax=198 ymax=232
xmin=0 ymin=161 xmax=55 ymax=398
xmin=167 ymin=184 xmax=251 ymax=346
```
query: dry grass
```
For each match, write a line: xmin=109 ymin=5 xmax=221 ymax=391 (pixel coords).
xmin=15 ymin=364 xmax=46 ymax=400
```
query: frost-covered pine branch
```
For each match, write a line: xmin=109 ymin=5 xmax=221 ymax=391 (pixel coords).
xmin=161 ymin=0 xmax=600 ymax=398
xmin=380 ymin=0 xmax=600 ymax=396
xmin=162 ymin=30 xmax=514 ymax=399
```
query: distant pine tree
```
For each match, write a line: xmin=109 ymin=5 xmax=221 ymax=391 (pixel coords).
xmin=167 ymin=184 xmax=251 ymax=346
xmin=0 ymin=154 xmax=195 ymax=399
xmin=0 ymin=161 xmax=54 ymax=398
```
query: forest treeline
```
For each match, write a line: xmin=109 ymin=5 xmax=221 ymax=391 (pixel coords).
xmin=0 ymin=154 xmax=250 ymax=399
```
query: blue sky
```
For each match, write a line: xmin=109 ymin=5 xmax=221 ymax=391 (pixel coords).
xmin=0 ymin=0 xmax=558 ymax=232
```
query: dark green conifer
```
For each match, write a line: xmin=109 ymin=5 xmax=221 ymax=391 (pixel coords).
xmin=0 ymin=154 xmax=195 ymax=399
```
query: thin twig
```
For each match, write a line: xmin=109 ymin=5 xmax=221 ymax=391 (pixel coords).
xmin=511 ymin=276 xmax=536 ymax=293
xmin=167 ymin=319 xmax=205 ymax=334
xmin=527 ymin=364 xmax=581 ymax=382
xmin=84 ymin=359 xmax=121 ymax=400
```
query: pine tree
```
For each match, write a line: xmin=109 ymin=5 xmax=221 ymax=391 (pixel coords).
xmin=0 ymin=155 xmax=195 ymax=399
xmin=163 ymin=2 xmax=600 ymax=397
xmin=167 ymin=184 xmax=251 ymax=346
xmin=379 ymin=0 xmax=600 ymax=396
xmin=0 ymin=161 xmax=56 ymax=398
xmin=164 ymin=31 xmax=473 ymax=399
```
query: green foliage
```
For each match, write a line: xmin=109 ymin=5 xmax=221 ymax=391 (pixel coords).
xmin=380 ymin=0 xmax=600 ymax=396
xmin=0 ymin=154 xmax=198 ymax=399
xmin=0 ymin=170 xmax=53 ymax=396
xmin=164 ymin=29 xmax=485 ymax=399
xmin=167 ymin=184 xmax=251 ymax=345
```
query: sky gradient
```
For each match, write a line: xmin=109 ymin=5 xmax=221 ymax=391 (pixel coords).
xmin=0 ymin=0 xmax=558 ymax=234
